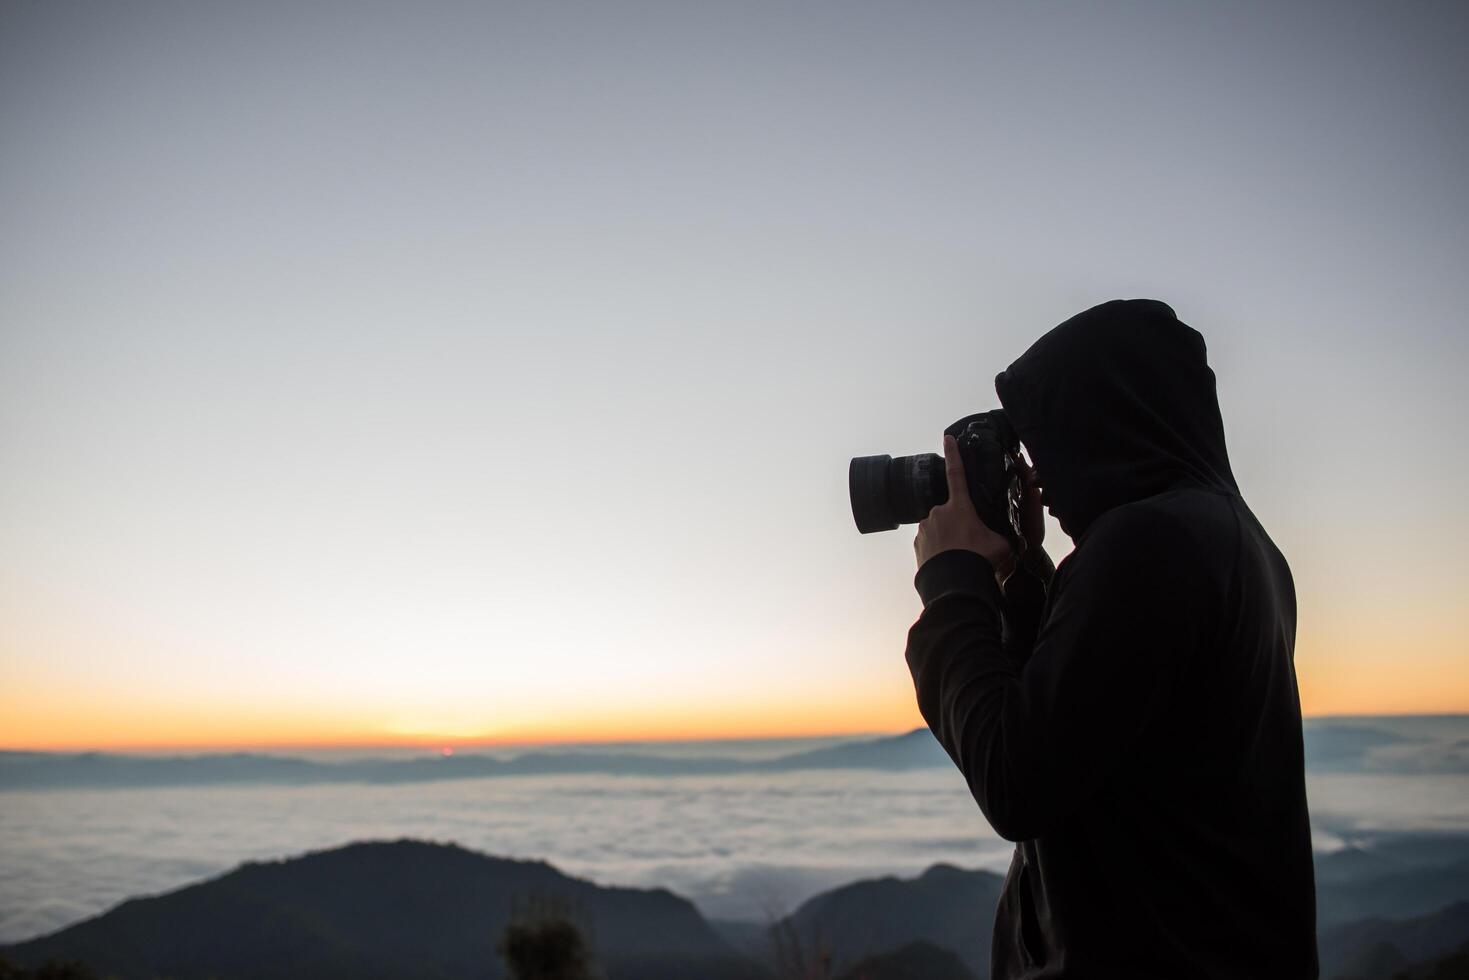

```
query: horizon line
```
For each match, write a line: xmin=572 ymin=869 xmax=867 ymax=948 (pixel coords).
xmin=2 ymin=711 xmax=1463 ymax=755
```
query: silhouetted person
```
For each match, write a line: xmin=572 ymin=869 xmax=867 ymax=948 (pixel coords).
xmin=907 ymin=299 xmax=1317 ymax=978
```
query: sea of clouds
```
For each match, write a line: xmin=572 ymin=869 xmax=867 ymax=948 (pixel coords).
xmin=2 ymin=719 xmax=1467 ymax=943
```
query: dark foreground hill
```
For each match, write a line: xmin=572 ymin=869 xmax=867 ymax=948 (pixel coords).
xmin=0 ymin=840 xmax=762 ymax=980
xmin=776 ymin=863 xmax=1005 ymax=976
xmin=1320 ymin=903 xmax=1469 ymax=980
xmin=760 ymin=836 xmax=1469 ymax=979
xmin=831 ymin=940 xmax=978 ymax=980
xmin=8 ymin=833 xmax=1468 ymax=980
xmin=1315 ymin=835 xmax=1469 ymax=929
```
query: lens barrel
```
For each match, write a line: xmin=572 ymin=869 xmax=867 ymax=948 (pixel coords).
xmin=848 ymin=453 xmax=949 ymax=534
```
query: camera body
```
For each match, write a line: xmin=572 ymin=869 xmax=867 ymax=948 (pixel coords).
xmin=849 ymin=410 xmax=1023 ymax=544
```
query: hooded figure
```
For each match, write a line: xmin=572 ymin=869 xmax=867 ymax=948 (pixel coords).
xmin=906 ymin=300 xmax=1317 ymax=978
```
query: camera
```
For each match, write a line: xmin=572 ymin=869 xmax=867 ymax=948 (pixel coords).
xmin=849 ymin=410 xmax=1023 ymax=542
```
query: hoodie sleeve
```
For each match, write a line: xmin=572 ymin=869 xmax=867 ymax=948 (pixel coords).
xmin=1000 ymin=559 xmax=1049 ymax=664
xmin=906 ymin=506 xmax=1206 ymax=842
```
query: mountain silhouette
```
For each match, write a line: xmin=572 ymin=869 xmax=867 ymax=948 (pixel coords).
xmin=831 ymin=940 xmax=978 ymax=980
xmin=1396 ymin=940 xmax=1469 ymax=980
xmin=759 ymin=835 xmax=1469 ymax=979
xmin=0 ymin=731 xmax=949 ymax=791
xmin=1319 ymin=902 xmax=1469 ymax=980
xmin=776 ymin=863 xmax=1004 ymax=975
xmin=752 ymin=729 xmax=949 ymax=771
xmin=0 ymin=840 xmax=762 ymax=980
xmin=5 ymin=720 xmax=1465 ymax=791
xmin=6 ymin=835 xmax=1469 ymax=979
xmin=1313 ymin=835 xmax=1469 ymax=927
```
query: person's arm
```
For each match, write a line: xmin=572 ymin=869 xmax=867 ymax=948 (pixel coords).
xmin=1001 ymin=548 xmax=1051 ymax=664
xmin=907 ymin=510 xmax=1204 ymax=842
xmin=997 ymin=452 xmax=1051 ymax=663
xmin=1019 ymin=545 xmax=1055 ymax=585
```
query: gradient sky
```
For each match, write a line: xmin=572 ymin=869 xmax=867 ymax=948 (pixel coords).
xmin=2 ymin=0 xmax=1466 ymax=750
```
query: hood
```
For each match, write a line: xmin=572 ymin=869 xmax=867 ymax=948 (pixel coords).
xmin=993 ymin=299 xmax=1237 ymax=539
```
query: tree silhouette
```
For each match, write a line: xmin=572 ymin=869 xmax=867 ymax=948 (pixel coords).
xmin=498 ymin=895 xmax=598 ymax=980
xmin=0 ymin=958 xmax=98 ymax=980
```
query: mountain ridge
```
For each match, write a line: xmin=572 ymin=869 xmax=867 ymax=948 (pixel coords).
xmin=0 ymin=729 xmax=951 ymax=790
xmin=7 ymin=836 xmax=1469 ymax=979
xmin=0 ymin=839 xmax=763 ymax=980
xmin=5 ymin=718 xmax=1462 ymax=790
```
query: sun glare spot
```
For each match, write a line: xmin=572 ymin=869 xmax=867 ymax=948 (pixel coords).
xmin=441 ymin=746 xmax=454 ymax=758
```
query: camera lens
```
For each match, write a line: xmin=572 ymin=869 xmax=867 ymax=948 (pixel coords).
xmin=848 ymin=453 xmax=948 ymax=534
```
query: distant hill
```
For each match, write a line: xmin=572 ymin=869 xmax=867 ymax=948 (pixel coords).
xmin=754 ymin=834 xmax=1469 ymax=978
xmin=0 ymin=840 xmax=763 ymax=980
xmin=0 ymin=730 xmax=949 ymax=791
xmin=1301 ymin=718 xmax=1469 ymax=775
xmin=1303 ymin=725 xmax=1421 ymax=773
xmin=6 ymin=718 xmax=1467 ymax=790
xmin=775 ymin=863 xmax=1004 ymax=976
xmin=1392 ymin=940 xmax=1469 ymax=980
xmin=0 ymin=749 xmax=748 ymax=789
xmin=831 ymin=940 xmax=977 ymax=980
xmin=753 ymin=729 xmax=949 ymax=771
xmin=7 ymin=832 xmax=1469 ymax=980
xmin=1315 ymin=835 xmax=1469 ymax=926
xmin=1320 ymin=903 xmax=1469 ymax=980
xmin=1319 ymin=857 xmax=1469 ymax=929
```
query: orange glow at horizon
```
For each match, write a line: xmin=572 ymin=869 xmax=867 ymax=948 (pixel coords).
xmin=1 ymin=675 xmax=1466 ymax=753
xmin=1295 ymin=648 xmax=1469 ymax=717
xmin=3 ymin=586 xmax=1463 ymax=754
xmin=2 ymin=0 xmax=1467 ymax=775
xmin=0 ymin=682 xmax=936 ymax=752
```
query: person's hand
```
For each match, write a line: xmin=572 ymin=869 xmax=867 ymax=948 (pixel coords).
xmin=1012 ymin=452 xmax=1045 ymax=554
xmin=914 ymin=435 xmax=1016 ymax=576
xmin=992 ymin=453 xmax=1045 ymax=583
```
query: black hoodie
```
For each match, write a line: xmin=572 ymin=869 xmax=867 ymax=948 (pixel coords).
xmin=906 ymin=300 xmax=1317 ymax=978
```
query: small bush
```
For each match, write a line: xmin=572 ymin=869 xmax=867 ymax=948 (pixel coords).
xmin=498 ymin=902 xmax=598 ymax=980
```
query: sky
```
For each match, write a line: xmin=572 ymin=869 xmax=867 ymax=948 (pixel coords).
xmin=1 ymin=0 xmax=1466 ymax=750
